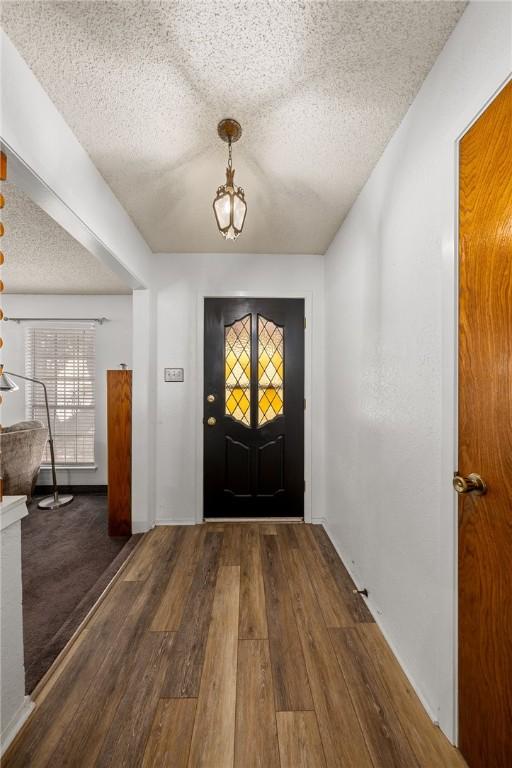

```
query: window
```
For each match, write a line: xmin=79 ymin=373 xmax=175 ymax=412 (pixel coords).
xmin=258 ymin=315 xmax=284 ymax=426
xmin=25 ymin=324 xmax=96 ymax=465
xmin=224 ymin=312 xmax=285 ymax=428
xmin=225 ymin=314 xmax=251 ymax=426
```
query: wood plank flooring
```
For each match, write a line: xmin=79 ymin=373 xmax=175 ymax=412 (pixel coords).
xmin=4 ymin=524 xmax=467 ymax=768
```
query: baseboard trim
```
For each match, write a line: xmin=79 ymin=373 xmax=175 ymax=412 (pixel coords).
xmin=132 ymin=521 xmax=153 ymax=534
xmin=312 ymin=516 xmax=327 ymax=525
xmin=34 ymin=484 xmax=107 ymax=495
xmin=204 ymin=517 xmax=304 ymax=523
xmin=0 ymin=697 xmax=35 ymax=756
xmin=155 ymin=517 xmax=306 ymax=525
xmin=322 ymin=521 xmax=442 ymax=732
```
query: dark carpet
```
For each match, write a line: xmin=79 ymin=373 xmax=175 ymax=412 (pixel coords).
xmin=21 ymin=493 xmax=141 ymax=693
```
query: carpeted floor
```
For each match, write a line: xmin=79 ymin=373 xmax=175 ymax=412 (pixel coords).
xmin=21 ymin=492 xmax=141 ymax=693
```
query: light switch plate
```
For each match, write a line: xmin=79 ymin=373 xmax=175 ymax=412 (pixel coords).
xmin=164 ymin=367 xmax=184 ymax=382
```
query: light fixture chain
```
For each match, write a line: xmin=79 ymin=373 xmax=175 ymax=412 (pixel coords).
xmin=228 ymin=138 xmax=232 ymax=170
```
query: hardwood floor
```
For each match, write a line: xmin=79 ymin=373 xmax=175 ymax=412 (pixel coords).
xmin=4 ymin=523 xmax=466 ymax=768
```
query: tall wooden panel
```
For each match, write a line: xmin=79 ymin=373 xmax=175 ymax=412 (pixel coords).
xmin=458 ymin=81 xmax=512 ymax=767
xmin=107 ymin=370 xmax=132 ymax=536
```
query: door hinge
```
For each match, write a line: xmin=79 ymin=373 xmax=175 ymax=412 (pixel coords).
xmin=304 ymin=398 xmax=306 ymax=410
xmin=304 ymin=480 xmax=306 ymax=493
xmin=304 ymin=316 xmax=307 ymax=330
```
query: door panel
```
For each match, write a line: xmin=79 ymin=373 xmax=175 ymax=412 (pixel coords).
xmin=204 ymin=298 xmax=304 ymax=518
xmin=225 ymin=436 xmax=251 ymax=496
xmin=257 ymin=436 xmax=285 ymax=496
xmin=458 ymin=81 xmax=512 ymax=767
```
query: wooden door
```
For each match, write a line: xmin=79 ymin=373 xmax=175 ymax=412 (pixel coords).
xmin=204 ymin=297 xmax=304 ymax=518
xmin=107 ymin=369 xmax=132 ymax=536
xmin=458 ymin=81 xmax=512 ymax=767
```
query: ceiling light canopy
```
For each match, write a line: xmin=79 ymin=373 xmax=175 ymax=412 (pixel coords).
xmin=213 ymin=118 xmax=247 ymax=241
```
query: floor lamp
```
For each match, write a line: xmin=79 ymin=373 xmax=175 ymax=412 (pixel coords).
xmin=0 ymin=370 xmax=73 ymax=510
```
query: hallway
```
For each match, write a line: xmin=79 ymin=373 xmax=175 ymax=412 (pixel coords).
xmin=3 ymin=523 xmax=465 ymax=767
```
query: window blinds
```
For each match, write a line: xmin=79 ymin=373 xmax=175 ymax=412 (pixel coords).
xmin=25 ymin=324 xmax=96 ymax=465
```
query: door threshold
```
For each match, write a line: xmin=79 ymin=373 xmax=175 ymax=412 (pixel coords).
xmin=203 ymin=517 xmax=304 ymax=523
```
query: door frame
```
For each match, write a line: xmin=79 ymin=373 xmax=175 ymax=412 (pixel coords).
xmin=195 ymin=291 xmax=313 ymax=525
xmin=445 ymin=74 xmax=512 ymax=745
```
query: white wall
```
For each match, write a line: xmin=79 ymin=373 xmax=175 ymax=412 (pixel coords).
xmin=324 ymin=1 xmax=511 ymax=742
xmin=0 ymin=498 xmax=32 ymax=755
xmin=131 ymin=288 xmax=158 ymax=533
xmin=1 ymin=294 xmax=132 ymax=486
xmin=153 ymin=252 xmax=325 ymax=525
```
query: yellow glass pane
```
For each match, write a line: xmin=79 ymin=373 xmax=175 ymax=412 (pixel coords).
xmin=267 ymin=389 xmax=278 ymax=406
xmin=259 ymin=351 xmax=270 ymax=370
xmin=259 ymin=392 xmax=270 ymax=412
xmin=238 ymin=392 xmax=250 ymax=414
xmin=258 ymin=316 xmax=284 ymax=426
xmin=226 ymin=393 xmax=238 ymax=413
xmin=225 ymin=314 xmax=251 ymax=426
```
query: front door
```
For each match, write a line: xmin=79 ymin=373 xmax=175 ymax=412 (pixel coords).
xmin=204 ymin=297 xmax=304 ymax=518
xmin=458 ymin=81 xmax=512 ymax=767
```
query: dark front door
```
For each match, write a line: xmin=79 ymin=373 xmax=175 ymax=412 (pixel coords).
xmin=204 ymin=297 xmax=304 ymax=518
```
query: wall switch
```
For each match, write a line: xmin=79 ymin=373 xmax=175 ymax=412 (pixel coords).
xmin=164 ymin=367 xmax=184 ymax=382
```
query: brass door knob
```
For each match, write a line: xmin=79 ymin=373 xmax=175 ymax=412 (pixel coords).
xmin=207 ymin=394 xmax=216 ymax=403
xmin=453 ymin=473 xmax=487 ymax=495
xmin=207 ymin=416 xmax=217 ymax=426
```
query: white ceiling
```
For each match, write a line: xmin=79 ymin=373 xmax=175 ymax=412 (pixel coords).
xmin=1 ymin=181 xmax=131 ymax=293
xmin=1 ymin=0 xmax=466 ymax=255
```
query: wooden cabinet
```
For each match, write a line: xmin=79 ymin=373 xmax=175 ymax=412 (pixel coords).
xmin=107 ymin=370 xmax=132 ymax=536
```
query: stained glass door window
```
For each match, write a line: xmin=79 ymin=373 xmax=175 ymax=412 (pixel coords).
xmin=225 ymin=314 xmax=251 ymax=425
xmin=224 ymin=312 xmax=285 ymax=427
xmin=258 ymin=315 xmax=284 ymax=425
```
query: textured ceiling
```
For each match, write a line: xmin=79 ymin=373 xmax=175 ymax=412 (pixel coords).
xmin=1 ymin=181 xmax=131 ymax=293
xmin=1 ymin=0 xmax=466 ymax=255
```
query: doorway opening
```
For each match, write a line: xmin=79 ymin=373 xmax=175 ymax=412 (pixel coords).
xmin=203 ymin=297 xmax=305 ymax=520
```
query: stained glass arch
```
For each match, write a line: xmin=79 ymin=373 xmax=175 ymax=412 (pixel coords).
xmin=258 ymin=315 xmax=284 ymax=426
xmin=225 ymin=314 xmax=251 ymax=426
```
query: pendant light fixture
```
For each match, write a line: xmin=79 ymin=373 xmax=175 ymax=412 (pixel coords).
xmin=213 ymin=118 xmax=247 ymax=240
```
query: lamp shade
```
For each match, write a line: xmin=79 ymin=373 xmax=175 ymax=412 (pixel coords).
xmin=213 ymin=167 xmax=247 ymax=240
xmin=213 ymin=189 xmax=232 ymax=231
xmin=0 ymin=371 xmax=19 ymax=391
